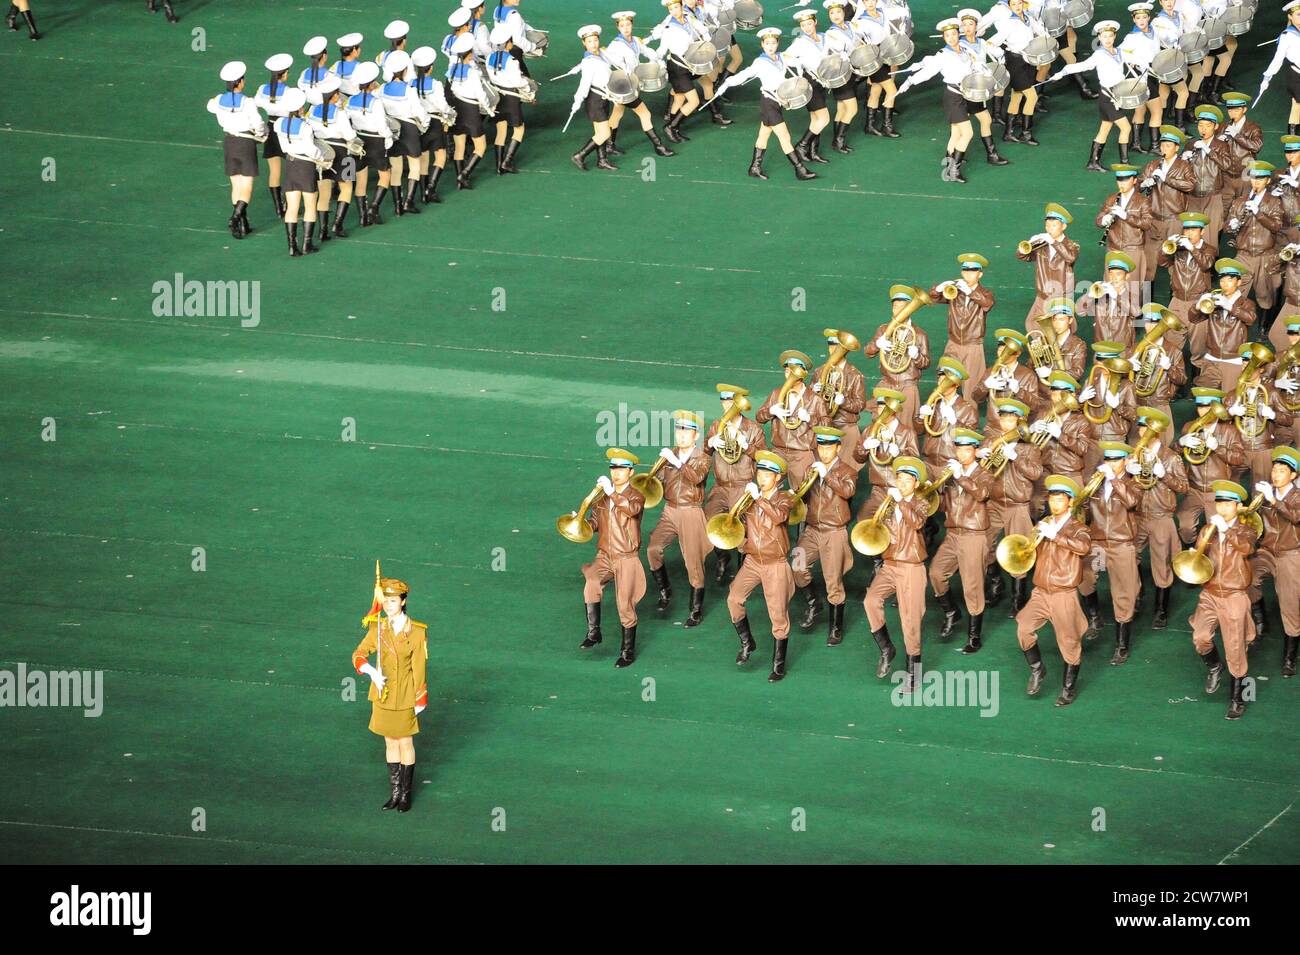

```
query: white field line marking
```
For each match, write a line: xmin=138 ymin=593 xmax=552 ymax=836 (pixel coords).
xmin=1217 ymin=798 xmax=1297 ymax=864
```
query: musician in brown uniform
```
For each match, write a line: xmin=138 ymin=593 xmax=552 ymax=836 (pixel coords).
xmin=1137 ymin=126 xmax=1195 ymax=287
xmin=810 ymin=328 xmax=867 ymax=469
xmin=1095 ymin=164 xmax=1154 ymax=305
xmin=979 ymin=398 xmax=1042 ymax=614
xmin=1269 ymin=136 xmax=1300 ymax=246
xmin=1029 ymin=298 xmax=1088 ymax=403
xmin=1177 ymin=387 xmax=1247 ymax=544
xmin=862 ymin=286 xmax=931 ymax=426
xmin=1015 ymin=474 xmax=1093 ymax=706
xmin=1158 ymin=211 xmax=1216 ymax=363
xmin=1187 ymin=479 xmax=1256 ymax=720
xmin=1016 ymin=203 xmax=1080 ymax=329
xmin=1130 ymin=407 xmax=1187 ymax=629
xmin=933 ymin=253 xmax=994 ymax=402
xmin=854 ymin=386 xmax=920 ymax=517
xmin=918 ymin=356 xmax=976 ymax=474
xmin=792 ymin=426 xmax=857 ymax=646
xmin=971 ymin=328 xmax=1042 ymax=424
xmin=706 ymin=383 xmax=766 ymax=585
xmin=1247 ymin=446 xmax=1300 ymax=677
xmin=756 ymin=349 xmax=829 ymax=487
xmin=1180 ymin=104 xmax=1236 ymax=249
xmin=1187 ymin=257 xmax=1257 ymax=393
xmin=929 ymin=428 xmax=994 ymax=654
xmin=1266 ymin=236 xmax=1300 ymax=355
xmin=580 ymin=447 xmax=648 ymax=668
xmin=1218 ymin=91 xmax=1264 ymax=201
xmin=1271 ymin=320 xmax=1300 ymax=446
xmin=1226 ymin=161 xmax=1286 ymax=318
xmin=726 ymin=450 xmax=797 ymax=682
xmin=1078 ymin=341 xmax=1137 ymax=474
xmin=1229 ymin=346 xmax=1294 ymax=486
xmin=1029 ymin=371 xmax=1091 ymax=517
xmin=647 ymin=410 xmax=712 ymax=627
xmin=1077 ymin=442 xmax=1142 ymax=663
xmin=351 ymin=576 xmax=429 ymax=812
xmin=1077 ymin=252 xmax=1139 ymax=348
xmin=864 ymin=456 xmax=929 ymax=693
xmin=1127 ymin=303 xmax=1186 ymax=444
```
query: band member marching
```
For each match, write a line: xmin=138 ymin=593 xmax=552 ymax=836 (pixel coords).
xmin=712 ymin=27 xmax=821 ymax=181
xmin=1078 ymin=441 xmax=1143 ymax=663
xmin=1247 ymin=446 xmax=1300 ymax=677
xmin=566 ymin=25 xmax=620 ymax=172
xmin=1218 ymin=92 xmax=1264 ymax=200
xmin=1229 ymin=343 xmax=1293 ymax=486
xmin=1120 ymin=3 xmax=1163 ymax=154
xmin=1079 ymin=341 xmax=1138 ymax=474
xmin=1225 ymin=161 xmax=1286 ymax=320
xmin=894 ymin=18 xmax=979 ymax=183
xmin=207 ymin=61 xmax=267 ymax=239
xmin=1047 ymin=21 xmax=1138 ymax=171
xmin=305 ymin=73 xmax=362 ymax=241
xmin=929 ymin=428 xmax=995 ymax=653
xmin=1130 ymin=407 xmax=1187 ymax=628
xmin=863 ymin=286 xmax=930 ymax=426
xmin=1149 ymin=0 xmax=1192 ymax=128
xmin=1188 ymin=257 xmax=1257 ymax=392
xmin=785 ymin=8 xmax=836 ymax=166
xmin=344 ymin=62 xmax=390 ymax=226
xmin=1096 ymin=163 xmax=1155 ymax=303
xmin=957 ymin=9 xmax=1012 ymax=168
xmin=919 ymin=357 xmax=978 ymax=484
xmin=853 ymin=386 xmax=921 ymax=517
xmin=652 ymin=0 xmax=705 ymax=142
xmin=934 ymin=252 xmax=995 ymax=401
xmin=1028 ymin=299 xmax=1088 ymax=402
xmin=1028 ymin=370 xmax=1091 ymax=516
xmin=1254 ymin=1 xmax=1300 ymax=138
xmin=822 ymin=1 xmax=862 ymax=152
xmin=603 ymin=12 xmax=677 ymax=158
xmin=1017 ymin=203 xmax=1080 ymax=327
xmin=1159 ymin=212 xmax=1216 ymax=364
xmin=575 ymin=448 xmax=648 ymax=668
xmin=1180 ymin=104 xmax=1237 ymax=247
xmin=851 ymin=0 xmax=904 ymax=138
xmin=757 ymin=350 xmax=830 ymax=488
xmin=972 ymin=328 xmax=1042 ymax=424
xmin=646 ymin=411 xmax=713 ymax=627
xmin=1177 ymin=387 xmax=1247 ymax=544
xmin=1138 ymin=125 xmax=1196 ymax=287
xmin=272 ymin=88 xmax=332 ymax=257
xmin=256 ymin=53 xmax=296 ymax=220
xmin=979 ymin=397 xmax=1043 ymax=615
xmin=811 ymin=328 xmax=867 ymax=469
xmin=412 ymin=47 xmax=453 ymax=202
xmin=485 ymin=25 xmax=531 ymax=174
xmin=447 ymin=33 xmax=491 ymax=188
xmin=379 ymin=50 xmax=431 ymax=217
xmin=1079 ymin=252 xmax=1140 ymax=348
xmin=705 ymin=384 xmax=766 ymax=585
xmin=1269 ymin=136 xmax=1300 ymax=249
xmin=1013 ymin=475 xmax=1094 ymax=706
xmin=985 ymin=0 xmax=1049 ymax=147
xmin=792 ymin=427 xmax=858 ymax=645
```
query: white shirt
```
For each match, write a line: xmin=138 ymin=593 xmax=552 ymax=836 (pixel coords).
xmin=979 ymin=0 xmax=1013 ymax=34
xmin=486 ymin=49 xmax=526 ymax=89
xmin=329 ymin=58 xmax=364 ymax=97
xmin=571 ymin=51 xmax=614 ymax=106
xmin=719 ymin=52 xmax=795 ymax=98
xmin=824 ymin=23 xmax=858 ymax=55
xmin=603 ymin=34 xmax=663 ymax=74
xmin=274 ymin=115 xmax=331 ymax=163
xmin=1152 ymin=10 xmax=1188 ymax=48
xmin=492 ymin=6 xmax=536 ymax=55
xmin=852 ymin=8 xmax=892 ymax=45
xmin=306 ymin=101 xmax=358 ymax=143
xmin=207 ymin=90 xmax=268 ymax=138
xmin=413 ymin=73 xmax=453 ymax=118
xmin=1055 ymin=45 xmax=1131 ymax=88
xmin=346 ymin=88 xmax=392 ymax=140
xmin=653 ymin=15 xmax=706 ymax=58
xmin=960 ymin=36 xmax=1005 ymax=67
xmin=786 ymin=32 xmax=833 ymax=73
xmin=380 ymin=79 xmax=430 ymax=127
xmin=1120 ymin=27 xmax=1159 ymax=70
xmin=1263 ymin=27 xmax=1300 ymax=84
xmin=901 ymin=45 xmax=976 ymax=90
xmin=255 ymin=81 xmax=295 ymax=119
xmin=986 ymin=12 xmax=1047 ymax=56
xmin=449 ymin=59 xmax=492 ymax=107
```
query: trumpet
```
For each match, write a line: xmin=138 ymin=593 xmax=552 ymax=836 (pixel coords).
xmin=865 ymin=395 xmax=906 ymax=466
xmin=1026 ymin=314 xmax=1065 ymax=379
xmin=776 ymin=364 xmax=809 ymax=431
xmin=787 ymin=467 xmax=822 ymax=526
xmin=556 ymin=484 xmax=606 ymax=543
xmin=1161 ymin=236 xmax=1181 ymax=256
xmin=1081 ymin=356 xmax=1132 ymax=425
xmin=818 ymin=329 xmax=862 ymax=412
xmin=850 ymin=493 xmax=896 ymax=556
xmin=706 ymin=488 xmax=756 ymax=550
xmin=1017 ymin=236 xmax=1049 ymax=256
xmin=1128 ymin=312 xmax=1185 ymax=398
xmin=1282 ymin=243 xmax=1300 ymax=262
xmin=631 ymin=456 xmax=668 ymax=508
xmin=921 ymin=374 xmax=960 ymax=437
xmin=716 ymin=393 xmax=753 ymax=465
xmin=942 ymin=282 xmax=962 ymax=300
xmin=1197 ymin=288 xmax=1225 ymax=314
xmin=879 ymin=290 xmax=934 ymax=375
xmin=1173 ymin=523 xmax=1216 ymax=585
xmin=1088 ymin=281 xmax=1112 ymax=298
xmin=978 ymin=424 xmax=1029 ymax=477
xmin=1028 ymin=392 xmax=1081 ymax=447
xmin=1180 ymin=401 xmax=1231 ymax=465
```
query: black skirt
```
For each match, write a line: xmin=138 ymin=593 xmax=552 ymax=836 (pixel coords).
xmin=497 ymin=91 xmax=525 ymax=127
xmin=317 ymin=142 xmax=348 ymax=181
xmin=758 ymin=95 xmax=784 ymax=127
xmin=450 ymin=93 xmax=484 ymax=137
xmin=1099 ymin=92 xmax=1130 ymax=123
xmin=832 ymin=81 xmax=856 ymax=102
xmin=420 ymin=120 xmax=447 ymax=152
xmin=1147 ymin=74 xmax=1161 ymax=99
xmin=222 ymin=134 xmax=259 ymax=177
xmin=359 ymin=133 xmax=388 ymax=172
xmin=943 ymin=87 xmax=973 ymax=124
xmin=806 ymin=80 xmax=828 ymax=112
xmin=585 ymin=89 xmax=611 ymax=122
xmin=965 ymin=94 xmax=987 ymax=115
xmin=263 ymin=132 xmax=285 ymax=159
xmin=1005 ymin=51 xmax=1036 ymax=92
xmin=387 ymin=119 xmax=422 ymax=158
xmin=283 ymin=155 xmax=319 ymax=193
xmin=1287 ymin=67 xmax=1300 ymax=104
xmin=668 ymin=59 xmax=696 ymax=94
xmin=868 ymin=63 xmax=891 ymax=84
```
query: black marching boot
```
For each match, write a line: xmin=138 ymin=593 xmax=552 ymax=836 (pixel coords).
xmin=871 ymin=625 xmax=896 ymax=678
xmin=614 ymin=626 xmax=636 ymax=668
xmin=6 ymin=4 xmax=18 ymax=29
xmin=604 ymin=128 xmax=624 ymax=156
xmin=237 ymin=200 xmax=252 ymax=236
xmin=302 ymin=220 xmax=319 ymax=254
xmin=901 ymin=654 xmax=922 ymax=695
xmin=1225 ymin=677 xmax=1247 ymax=720
xmin=1055 ymin=663 xmax=1081 ymax=707
xmin=709 ymin=100 xmax=734 ymax=126
xmin=458 ymin=153 xmax=482 ymax=188
xmin=227 ymin=207 xmax=243 ymax=239
xmin=317 ymin=210 xmax=332 ymax=242
xmin=579 ymin=602 xmax=602 ymax=649
xmin=1003 ymin=114 xmax=1022 ymax=143
xmin=826 ymin=602 xmax=845 ymax=647
xmin=768 ymin=639 xmax=788 ymax=683
xmin=396 ymin=764 xmax=414 ymax=812
xmin=21 ymin=7 xmax=38 ymax=39
xmin=960 ymin=613 xmax=984 ymax=655
xmin=1202 ymin=647 xmax=1225 ymax=694
xmin=985 ymin=564 xmax=1005 ymax=608
xmin=1117 ymin=141 xmax=1130 ymax=165
xmin=950 ymin=149 xmax=968 ymax=183
xmin=651 ymin=565 xmax=672 ymax=612
xmin=1024 ymin=644 xmax=1046 ymax=696
xmin=1081 ymin=592 xmax=1102 ymax=640
xmin=787 ymin=150 xmax=817 ymax=181
xmin=1010 ymin=574 xmax=1029 ymax=617
xmin=983 ymin=135 xmax=1009 ymax=165
xmin=794 ymin=130 xmax=813 ymax=163
xmin=391 ymin=182 xmax=404 ymax=217
xmin=402 ymin=179 xmax=422 ymax=214
xmin=832 ymin=121 xmax=853 ymax=153
xmin=595 ymin=141 xmax=619 ymax=170
xmin=807 ymin=133 xmax=829 ymax=164
xmin=269 ymin=185 xmax=286 ymax=219
xmin=735 ymin=617 xmax=757 ymax=665
xmin=1075 ymin=74 xmax=1099 ymax=100
xmin=991 ymin=96 xmax=1007 ymax=126
xmin=646 ymin=128 xmax=674 ymax=156
xmin=424 ymin=165 xmax=445 ymax=201
xmin=881 ymin=106 xmax=901 ymax=138
xmin=1283 ymin=636 xmax=1298 ymax=677
xmin=714 ymin=547 xmax=731 ymax=585
xmin=1110 ymin=620 xmax=1131 ymax=666
xmin=662 ymin=112 xmax=684 ymax=143
xmin=1251 ymin=599 xmax=1267 ymax=643
xmin=798 ymin=583 xmax=822 ymax=631
xmin=381 ymin=762 xmax=402 ymax=810
xmin=748 ymin=146 xmax=767 ymax=180
xmin=285 ymin=221 xmax=302 ymax=257
xmin=1020 ymin=114 xmax=1039 ymax=146
xmin=1086 ymin=140 xmax=1105 ymax=171
xmin=667 ymin=111 xmax=690 ymax=141
xmin=863 ymin=107 xmax=883 ymax=136
xmin=371 ymin=187 xmax=390 ymax=222
xmin=937 ymin=589 xmax=961 ymax=639
xmin=1152 ymin=586 xmax=1171 ymax=629
xmin=331 ymin=201 xmax=349 ymax=236
xmin=683 ymin=587 xmax=705 ymax=628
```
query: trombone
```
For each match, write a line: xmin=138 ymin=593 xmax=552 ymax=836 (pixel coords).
xmin=556 ymin=484 xmax=606 ymax=543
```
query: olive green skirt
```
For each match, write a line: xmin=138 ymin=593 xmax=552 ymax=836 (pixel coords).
xmin=369 ymin=703 xmax=419 ymax=738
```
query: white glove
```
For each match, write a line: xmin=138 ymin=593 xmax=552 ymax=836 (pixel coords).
xmin=1277 ymin=374 xmax=1299 ymax=393
xmin=1140 ymin=177 xmax=1156 ymax=190
xmin=1113 ymin=206 xmax=1128 ymax=220
xmin=936 ymin=280 xmax=955 ymax=291
xmin=1273 ymin=187 xmax=1286 ymax=197
xmin=946 ymin=458 xmax=963 ymax=477
xmin=864 ymin=436 xmax=881 ymax=450
xmin=1126 ymin=459 xmax=1143 ymax=475
xmin=597 ymin=475 xmax=615 ymax=496
xmin=833 ymin=392 xmax=845 ymax=407
xmin=1179 ymin=235 xmax=1193 ymax=250
xmin=1211 ymin=292 xmax=1226 ymax=308
xmin=745 ymin=481 xmax=760 ymax=500
xmin=941 ymin=403 xmax=957 ymax=424
xmin=1228 ymin=218 xmax=1241 ymax=232
xmin=1262 ymin=403 xmax=1277 ymax=420
xmin=984 ymin=374 xmax=1006 ymax=390
xmin=1047 ymin=421 xmax=1062 ymax=439
xmin=359 ymin=663 xmax=387 ymax=693
xmin=888 ymin=486 xmax=903 ymax=502
xmin=1030 ymin=419 xmax=1049 ymax=434
xmin=976 ymin=447 xmax=993 ymax=460
xmin=876 ymin=335 xmax=893 ymax=352
xmin=1178 ymin=434 xmax=1201 ymax=448
xmin=1105 ymin=390 xmax=1120 ymax=409
xmin=1159 ymin=352 xmax=1172 ymax=370
xmin=1036 ymin=366 xmax=1051 ymax=379
xmin=1153 ymin=458 xmax=1166 ymax=478
xmin=811 ymin=381 xmax=822 ymax=393
xmin=1180 ymin=149 xmax=1194 ymax=160
xmin=1205 ymin=434 xmax=1219 ymax=451
xmin=1256 ymin=480 xmax=1276 ymax=503
xmin=907 ymin=344 xmax=920 ymax=359
xmin=1037 ymin=519 xmax=1060 ymax=540
xmin=707 ymin=434 xmax=726 ymax=450
xmin=1079 ymin=385 xmax=1097 ymax=402
xmin=1154 ymin=168 xmax=1167 ymax=181
xmin=919 ymin=403 xmax=934 ymax=417
xmin=1210 ymin=514 xmax=1230 ymax=533
xmin=797 ymin=406 xmax=811 ymax=423
xmin=1229 ymin=402 xmax=1247 ymax=417
xmin=1031 ymin=231 xmax=1051 ymax=244
xmin=659 ymin=448 xmax=679 ymax=467
xmin=956 ymin=279 xmax=972 ymax=294
xmin=735 ymin=432 xmax=750 ymax=450
xmin=1002 ymin=443 xmax=1018 ymax=461
xmin=811 ymin=460 xmax=828 ymax=478
xmin=886 ymin=441 xmax=901 ymax=458
xmin=770 ymin=404 xmax=790 ymax=419
xmin=1100 ymin=282 xmax=1116 ymax=297
xmin=1007 ymin=377 xmax=1021 ymax=394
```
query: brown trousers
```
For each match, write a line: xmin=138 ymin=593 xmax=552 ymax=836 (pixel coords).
xmin=792 ymin=524 xmax=854 ymax=604
xmin=928 ymin=528 xmax=988 ymax=615
xmin=1163 ymin=296 xmax=1193 ymax=355
xmin=583 ymin=551 xmax=647 ymax=627
xmin=728 ymin=557 xmax=795 ymax=639
xmin=1249 ymin=548 xmax=1300 ymax=637
xmin=1177 ymin=489 xmax=1218 ymax=544
xmin=647 ymin=504 xmax=710 ymax=588
xmin=865 ymin=559 xmax=927 ymax=655
xmin=1136 ymin=514 xmax=1180 ymax=589
xmin=1240 ymin=447 xmax=1273 ymax=489
xmin=1186 ymin=193 xmax=1224 ymax=250
xmin=1236 ymin=250 xmax=1280 ymax=311
xmin=944 ymin=340 xmax=987 ymax=404
xmin=1191 ymin=589 xmax=1254 ymax=678
xmin=705 ymin=480 xmax=747 ymax=519
xmin=1080 ymin=540 xmax=1139 ymax=623
xmin=984 ymin=500 xmax=1033 ymax=578
xmin=1017 ymin=588 xmax=1088 ymax=665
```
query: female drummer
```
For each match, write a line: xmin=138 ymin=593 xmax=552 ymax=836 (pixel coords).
xmin=786 ymin=8 xmax=834 ymax=165
xmin=1121 ymin=3 xmax=1163 ymax=153
xmin=716 ymin=0 xmax=745 ymax=93
xmin=255 ymin=52 xmax=295 ymax=218
xmin=273 ymin=87 xmax=330 ymax=257
xmin=958 ymin=10 xmax=1011 ymax=167
xmin=712 ymin=26 xmax=820 ymax=182
xmin=683 ymin=0 xmax=734 ymax=126
xmin=447 ymin=33 xmax=490 ymax=188
xmin=823 ymin=0 xmax=860 ymax=153
xmin=568 ymin=24 xmax=620 ymax=171
xmin=412 ymin=46 xmax=452 ymax=200
xmin=1048 ymin=21 xmax=1136 ymax=171
xmin=986 ymin=0 xmax=1047 ymax=146
xmin=207 ymin=61 xmax=266 ymax=239
xmin=305 ymin=73 xmax=362 ymax=240
xmin=604 ymin=11 xmax=676 ymax=157
xmin=1258 ymin=0 xmax=1300 ymax=137
xmin=486 ymin=26 xmax=530 ymax=174
xmin=895 ymin=19 xmax=976 ymax=183
xmin=1199 ymin=0 xmax=1236 ymax=107
xmin=1054 ymin=7 xmax=1101 ymax=102
xmin=851 ymin=0 xmax=902 ymax=137
xmin=345 ymin=61 xmax=390 ymax=227
xmin=1151 ymin=0 xmax=1192 ymax=129
xmin=380 ymin=50 xmax=430 ymax=216
xmin=652 ymin=0 xmax=703 ymax=142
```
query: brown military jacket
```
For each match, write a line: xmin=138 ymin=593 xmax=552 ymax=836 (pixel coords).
xmin=1157 ymin=238 xmax=1217 ymax=300
xmin=1260 ymin=483 xmax=1300 ymax=555
xmin=864 ymin=320 xmax=931 ymax=388
xmin=806 ymin=456 xmax=857 ymax=529
xmin=1204 ymin=522 xmax=1257 ymax=597
xmin=971 ymin=361 xmax=1044 ymax=421
xmin=1226 ymin=189 xmax=1285 ymax=254
xmin=1035 ymin=407 xmax=1091 ymax=474
xmin=980 ymin=425 xmax=1043 ymax=504
xmin=1232 ymin=380 xmax=1295 ymax=452
xmin=920 ymin=392 xmax=979 ymax=466
xmin=1136 ymin=444 xmax=1189 ymax=519
xmin=931 ymin=282 xmax=995 ymax=345
xmin=940 ymin=463 xmax=994 ymax=531
xmin=1017 ymin=236 xmax=1080 ymax=298
xmin=706 ymin=414 xmax=767 ymax=485
xmin=1084 ymin=469 xmax=1141 ymax=542
xmin=1270 ymin=165 xmax=1300 ymax=232
xmin=856 ymin=416 xmax=921 ymax=490
xmin=660 ymin=446 xmax=711 ymax=507
xmin=1084 ymin=372 xmax=1138 ymax=444
xmin=1184 ymin=136 xmax=1237 ymax=197
xmin=1032 ymin=515 xmax=1093 ymax=592
xmin=1186 ymin=293 xmax=1257 ymax=361
xmin=1080 ymin=292 xmax=1137 ymax=348
xmin=757 ymin=381 xmax=830 ymax=453
xmin=352 ymin=616 xmax=429 ymax=710
xmin=1268 ymin=251 xmax=1300 ymax=306
xmin=882 ymin=494 xmax=927 ymax=564
xmin=1181 ymin=419 xmax=1247 ymax=491
xmin=587 ymin=485 xmax=645 ymax=557
xmin=1095 ymin=189 xmax=1153 ymax=251
xmin=741 ymin=490 xmax=795 ymax=563
xmin=1140 ymin=346 xmax=1188 ymax=404
xmin=1220 ymin=119 xmax=1263 ymax=182
xmin=811 ymin=357 xmax=867 ymax=430
xmin=1140 ymin=155 xmax=1196 ymax=219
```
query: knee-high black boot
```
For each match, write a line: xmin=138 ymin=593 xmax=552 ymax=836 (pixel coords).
xmin=579 ymin=602 xmax=602 ymax=649
xmin=734 ymin=616 xmax=756 ymax=665
xmin=826 ymin=602 xmax=845 ymax=647
xmin=683 ymin=587 xmax=705 ymax=628
xmin=459 ymin=153 xmax=482 ymax=188
xmin=1020 ymin=114 xmax=1039 ymax=146
xmin=371 ymin=186 xmax=390 ymax=220
xmin=595 ymin=141 xmax=618 ymax=170
xmin=285 ymin=221 xmax=302 ymax=257
xmin=871 ymin=624 xmax=896 ymax=678
xmin=396 ymin=763 xmax=415 ymax=812
xmin=424 ymin=165 xmax=445 ymax=202
xmin=500 ymin=139 xmax=521 ymax=173
xmin=714 ymin=547 xmax=731 ymax=584
xmin=881 ymin=107 xmax=901 ymax=138
xmin=983 ymin=135 xmax=1009 ymax=165
xmin=381 ymin=762 xmax=402 ymax=810
xmin=768 ymin=638 xmax=788 ymax=682
xmin=302 ymin=219 xmax=319 ymax=254
xmin=615 ymin=626 xmax=636 ymax=668
xmin=571 ymin=138 xmax=598 ymax=170
xmin=1202 ymin=646 xmax=1225 ymax=694
xmin=162 ymin=0 xmax=179 ymax=22
xmin=985 ymin=564 xmax=1005 ymax=607
xmin=5 ymin=5 xmax=17 ymax=30
xmin=317 ymin=210 xmax=332 ymax=241
xmin=20 ymin=7 xmax=38 ymax=39
xmin=1086 ymin=140 xmax=1105 ymax=171
xmin=332 ymin=201 xmax=349 ymax=236
xmin=832 ymin=121 xmax=853 ymax=153
xmin=1283 ymin=636 xmax=1298 ymax=677
xmin=1024 ymin=644 xmax=1046 ymax=696
xmin=1081 ymin=592 xmax=1102 ymax=639
xmin=1110 ymin=620 xmax=1131 ymax=666
xmin=798 ymin=582 xmax=822 ymax=631
xmin=960 ymin=612 xmax=984 ymax=655
xmin=1002 ymin=113 xmax=1021 ymax=143
xmin=748 ymin=146 xmax=767 ymax=180
xmin=645 ymin=127 xmax=674 ymax=156
xmin=651 ymin=565 xmax=672 ymax=611
xmin=864 ymin=107 xmax=883 ymax=136
xmin=1075 ymin=74 xmax=1099 ymax=100
xmin=786 ymin=149 xmax=817 ymax=180
xmin=1055 ymin=663 xmax=1080 ymax=707
xmin=951 ymin=149 xmax=968 ymax=183
xmin=1225 ymin=676 xmax=1247 ymax=720
xmin=604 ymin=127 xmax=624 ymax=156
xmin=1152 ymin=586 xmax=1171 ymax=629
xmin=1010 ymin=574 xmax=1030 ymax=617
xmin=937 ymin=589 xmax=961 ymax=639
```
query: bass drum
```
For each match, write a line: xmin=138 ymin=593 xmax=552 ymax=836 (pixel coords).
xmin=812 ymin=52 xmax=852 ymax=89
xmin=681 ymin=40 xmax=718 ymax=75
xmin=634 ymin=60 xmax=668 ymax=93
xmin=849 ymin=42 xmax=883 ymax=78
xmin=960 ymin=71 xmax=995 ymax=104
xmin=733 ymin=0 xmax=764 ymax=29
xmin=990 ymin=61 xmax=1011 ymax=94
xmin=1151 ymin=48 xmax=1188 ymax=84
xmin=775 ymin=76 xmax=812 ymax=110
xmin=604 ymin=70 xmax=640 ymax=105
xmin=1107 ymin=78 xmax=1150 ymax=110
xmin=1178 ymin=29 xmax=1209 ymax=65
xmin=878 ymin=34 xmax=914 ymax=66
xmin=524 ymin=28 xmax=548 ymax=58
xmin=1020 ymin=35 xmax=1059 ymax=67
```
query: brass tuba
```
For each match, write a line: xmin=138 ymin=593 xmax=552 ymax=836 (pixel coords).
xmin=1026 ymin=314 xmax=1065 ymax=380
xmin=1129 ymin=422 xmax=1164 ymax=491
xmin=921 ymin=373 xmax=961 ymax=437
xmin=879 ymin=291 xmax=934 ymax=375
xmin=1081 ymin=356 xmax=1133 ymax=425
xmin=818 ymin=329 xmax=861 ymax=412
xmin=1128 ymin=312 xmax=1185 ymax=398
xmin=556 ymin=484 xmax=606 ymax=543
xmin=978 ymin=424 xmax=1029 ymax=477
xmin=1181 ymin=401 xmax=1231 ymax=465
xmin=716 ymin=393 xmax=753 ymax=465
xmin=987 ymin=336 xmax=1024 ymax=384
xmin=1233 ymin=342 xmax=1276 ymax=440
xmin=1276 ymin=340 xmax=1300 ymax=412
xmin=1029 ymin=391 xmax=1081 ymax=447
xmin=865 ymin=394 xmax=906 ymax=466
xmin=776 ymin=363 xmax=810 ymax=431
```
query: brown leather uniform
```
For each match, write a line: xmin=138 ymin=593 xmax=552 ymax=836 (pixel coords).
xmin=864 ymin=320 xmax=931 ymax=388
xmin=1181 ymin=420 xmax=1247 ymax=492
xmin=1267 ymin=252 xmax=1300 ymax=308
xmin=1235 ymin=382 xmax=1294 ymax=453
xmin=1056 ymin=333 xmax=1089 ymax=383
xmin=1137 ymin=445 xmax=1190 ymax=519
xmin=1017 ymin=236 xmax=1080 ymax=302
xmin=1138 ymin=347 xmax=1188 ymax=404
xmin=1037 ymin=408 xmax=1091 ymax=475
xmin=971 ymin=362 xmax=1044 ymax=422
xmin=757 ymin=383 xmax=830 ymax=454
xmin=1080 ymin=292 xmax=1137 ymax=348
xmin=882 ymin=495 xmax=927 ymax=563
xmin=854 ymin=419 xmax=920 ymax=517
xmin=1084 ymin=472 xmax=1141 ymax=543
xmin=983 ymin=425 xmax=1043 ymax=505
xmin=942 ymin=465 xmax=995 ymax=530
xmin=705 ymin=415 xmax=767 ymax=486
xmin=1158 ymin=238 xmax=1217 ymax=300
xmin=661 ymin=449 xmax=710 ymax=506
xmin=1219 ymin=119 xmax=1264 ymax=195
xmin=741 ymin=492 xmax=795 ymax=563
xmin=1187 ymin=294 xmax=1257 ymax=362
xmin=1033 ymin=516 xmax=1093 ymax=591
xmin=1095 ymin=189 xmax=1153 ymax=253
xmin=806 ymin=458 xmax=856 ymax=529
xmin=1257 ymin=487 xmax=1300 ymax=556
xmin=932 ymin=282 xmax=995 ymax=345
xmin=1192 ymin=521 xmax=1258 ymax=677
xmin=1141 ymin=156 xmax=1196 ymax=218
xmin=588 ymin=486 xmax=645 ymax=557
xmin=1270 ymin=165 xmax=1300 ymax=240
xmin=1187 ymin=137 xmax=1237 ymax=198
xmin=811 ymin=358 xmax=867 ymax=430
xmin=920 ymin=393 xmax=979 ymax=470
xmin=1205 ymin=523 xmax=1257 ymax=597
xmin=1084 ymin=374 xmax=1138 ymax=447
xmin=1226 ymin=190 xmax=1285 ymax=254
xmin=1016 ymin=514 xmax=1093 ymax=666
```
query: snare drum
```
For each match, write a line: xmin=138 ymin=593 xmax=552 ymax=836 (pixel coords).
xmin=508 ymin=78 xmax=540 ymax=104
xmin=990 ymin=61 xmax=1011 ymax=94
xmin=681 ymin=40 xmax=718 ymax=75
xmin=1107 ymin=78 xmax=1150 ymax=110
xmin=718 ymin=6 xmax=737 ymax=30
xmin=849 ymin=43 xmax=883 ymax=78
xmin=878 ymin=34 xmax=914 ymax=66
xmin=1178 ymin=30 xmax=1209 ymax=65
xmin=634 ymin=60 xmax=668 ymax=93
xmin=733 ymin=0 xmax=764 ymax=29
xmin=524 ymin=28 xmax=548 ymax=58
xmin=960 ymin=71 xmax=996 ymax=104
xmin=812 ymin=53 xmax=852 ymax=89
xmin=1063 ymin=0 xmax=1093 ymax=28
xmin=775 ymin=76 xmax=812 ymax=110
xmin=711 ymin=27 xmax=731 ymax=67
xmin=1039 ymin=3 xmax=1067 ymax=38
xmin=479 ymin=83 xmax=501 ymax=116
xmin=1020 ymin=35 xmax=1059 ymax=67
xmin=1201 ymin=15 xmax=1227 ymax=48
xmin=1151 ymin=48 xmax=1187 ymax=84
xmin=1222 ymin=6 xmax=1253 ymax=35
xmin=604 ymin=70 xmax=640 ymax=105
